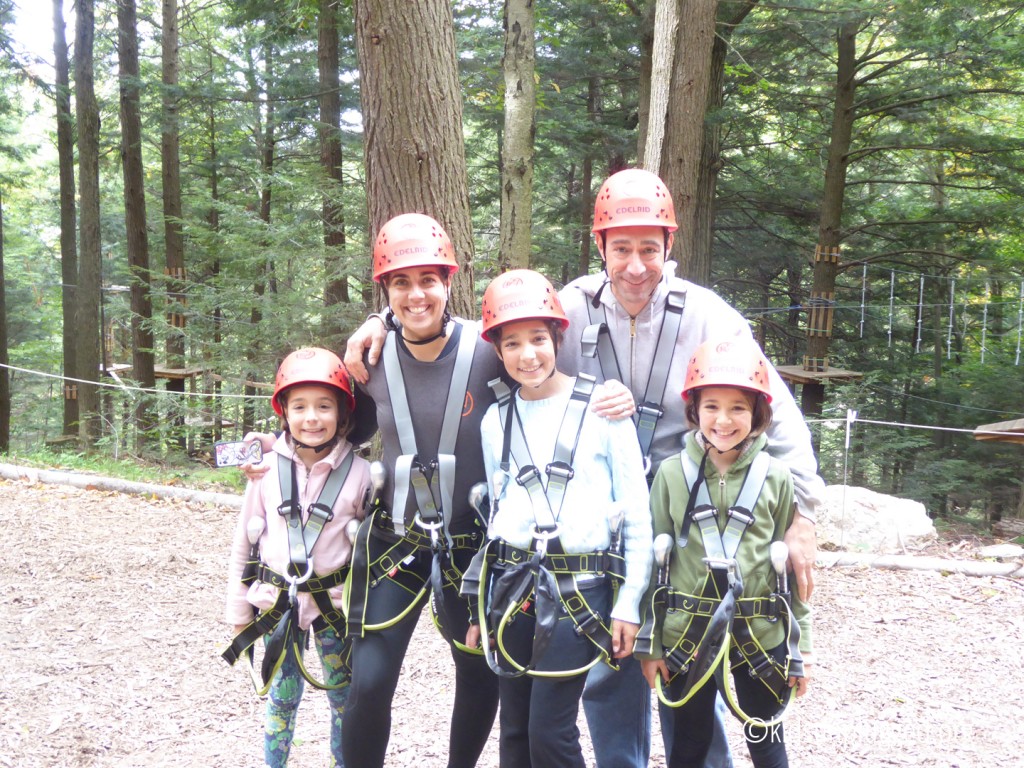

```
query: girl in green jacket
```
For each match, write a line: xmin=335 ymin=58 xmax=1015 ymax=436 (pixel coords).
xmin=637 ymin=338 xmax=812 ymax=768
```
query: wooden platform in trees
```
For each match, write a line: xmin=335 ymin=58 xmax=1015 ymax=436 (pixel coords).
xmin=973 ymin=417 xmax=1024 ymax=445
xmin=774 ymin=364 xmax=863 ymax=386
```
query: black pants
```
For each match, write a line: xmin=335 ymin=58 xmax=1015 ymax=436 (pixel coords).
xmin=664 ymin=640 xmax=791 ymax=768
xmin=341 ymin=540 xmax=499 ymax=768
xmin=495 ymin=581 xmax=611 ymax=768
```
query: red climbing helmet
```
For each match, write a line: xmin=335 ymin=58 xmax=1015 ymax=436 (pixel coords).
xmin=480 ymin=269 xmax=569 ymax=342
xmin=682 ymin=338 xmax=773 ymax=404
xmin=592 ymin=168 xmax=678 ymax=234
xmin=372 ymin=213 xmax=459 ymax=283
xmin=272 ymin=347 xmax=355 ymax=416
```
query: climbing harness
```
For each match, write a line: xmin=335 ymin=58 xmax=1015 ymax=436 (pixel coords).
xmin=634 ymin=448 xmax=803 ymax=725
xmin=463 ymin=374 xmax=625 ymax=679
xmin=580 ymin=287 xmax=686 ymax=475
xmin=344 ymin=320 xmax=481 ymax=647
xmin=221 ymin=451 xmax=355 ymax=695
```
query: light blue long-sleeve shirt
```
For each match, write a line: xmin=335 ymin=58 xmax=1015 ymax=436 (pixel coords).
xmin=480 ymin=382 xmax=653 ymax=624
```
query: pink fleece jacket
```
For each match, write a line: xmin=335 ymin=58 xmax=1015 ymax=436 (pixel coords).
xmin=225 ymin=435 xmax=370 ymax=630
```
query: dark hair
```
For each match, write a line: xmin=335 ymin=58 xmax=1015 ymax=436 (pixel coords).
xmin=685 ymin=387 xmax=773 ymax=437
xmin=280 ymin=383 xmax=354 ymax=439
xmin=489 ymin=319 xmax=565 ymax=355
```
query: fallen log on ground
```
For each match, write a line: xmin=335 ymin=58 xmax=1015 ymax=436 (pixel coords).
xmin=819 ymin=551 xmax=1024 ymax=579
xmin=0 ymin=462 xmax=243 ymax=510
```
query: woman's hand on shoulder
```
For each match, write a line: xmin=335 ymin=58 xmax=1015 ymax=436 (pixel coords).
xmin=344 ymin=314 xmax=388 ymax=385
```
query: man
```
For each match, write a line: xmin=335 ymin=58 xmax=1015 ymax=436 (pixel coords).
xmin=559 ymin=168 xmax=820 ymax=768
xmin=344 ymin=170 xmax=821 ymax=768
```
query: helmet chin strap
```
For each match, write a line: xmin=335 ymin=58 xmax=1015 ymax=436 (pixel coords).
xmin=698 ymin=430 xmax=747 ymax=455
xmin=385 ymin=289 xmax=452 ymax=345
xmin=287 ymin=428 xmax=338 ymax=455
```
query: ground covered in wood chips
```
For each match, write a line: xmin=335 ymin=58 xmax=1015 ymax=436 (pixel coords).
xmin=1 ymin=475 xmax=1023 ymax=768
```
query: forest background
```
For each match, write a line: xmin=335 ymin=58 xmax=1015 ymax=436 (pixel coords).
xmin=0 ymin=0 xmax=1022 ymax=531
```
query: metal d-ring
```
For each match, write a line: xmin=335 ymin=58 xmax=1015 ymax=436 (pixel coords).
xmin=284 ymin=558 xmax=315 ymax=601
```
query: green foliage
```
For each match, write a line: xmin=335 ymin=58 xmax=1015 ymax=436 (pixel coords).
xmin=1 ymin=0 xmax=1022 ymax=521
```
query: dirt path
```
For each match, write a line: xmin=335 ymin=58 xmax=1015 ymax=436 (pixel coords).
xmin=1 ymin=476 xmax=1021 ymax=767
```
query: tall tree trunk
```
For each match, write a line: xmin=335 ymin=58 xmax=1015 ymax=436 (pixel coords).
xmin=74 ymin=0 xmax=103 ymax=444
xmin=320 ymin=0 xmax=349 ymax=329
xmin=641 ymin=0 xmax=678 ymax=173
xmin=499 ymin=0 xmax=536 ymax=271
xmin=803 ymin=21 xmax=858 ymax=418
xmin=691 ymin=0 xmax=758 ymax=287
xmin=117 ymin=0 xmax=156 ymax=447
xmin=243 ymin=44 xmax=275 ymax=437
xmin=658 ymin=0 xmax=718 ymax=281
xmin=0 ymin=188 xmax=8 ymax=453
xmin=576 ymin=156 xmax=593 ymax=279
xmin=162 ymin=0 xmax=185 ymax=367
xmin=206 ymin=51 xmax=224 ymax=441
xmin=355 ymin=0 xmax=475 ymax=316
xmin=162 ymin=0 xmax=187 ymax=448
xmin=54 ymin=0 xmax=79 ymax=436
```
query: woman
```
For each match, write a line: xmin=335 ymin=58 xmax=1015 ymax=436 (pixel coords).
xmin=341 ymin=213 xmax=500 ymax=768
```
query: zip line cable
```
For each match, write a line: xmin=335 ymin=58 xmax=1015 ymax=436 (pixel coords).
xmin=0 ymin=362 xmax=271 ymax=400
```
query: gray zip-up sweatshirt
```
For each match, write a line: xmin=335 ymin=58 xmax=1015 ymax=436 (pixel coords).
xmin=556 ymin=262 xmax=825 ymax=520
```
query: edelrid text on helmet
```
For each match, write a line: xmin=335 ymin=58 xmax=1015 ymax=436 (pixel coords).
xmin=372 ymin=213 xmax=459 ymax=283
xmin=480 ymin=269 xmax=570 ymax=342
xmin=682 ymin=338 xmax=772 ymax=403
xmin=273 ymin=347 xmax=355 ymax=415
xmin=592 ymin=169 xmax=678 ymax=234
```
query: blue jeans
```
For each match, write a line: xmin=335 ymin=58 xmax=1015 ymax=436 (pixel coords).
xmin=660 ymin=693 xmax=734 ymax=768
xmin=264 ymin=624 xmax=349 ymax=768
xmin=582 ymin=654 xmax=651 ymax=768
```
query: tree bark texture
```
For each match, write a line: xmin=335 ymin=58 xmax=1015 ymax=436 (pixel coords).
xmin=162 ymin=0 xmax=186 ymax=367
xmin=354 ymin=0 xmax=475 ymax=317
xmin=74 ymin=0 xmax=103 ymax=443
xmin=0 ymin=189 xmax=9 ymax=453
xmin=320 ymin=0 xmax=349 ymax=314
xmin=641 ymin=0 xmax=679 ymax=174
xmin=54 ymin=0 xmax=78 ymax=435
xmin=804 ymin=21 xmax=858 ymax=417
xmin=658 ymin=0 xmax=718 ymax=281
xmin=691 ymin=0 xmax=758 ymax=287
xmin=117 ymin=0 xmax=157 ymax=443
xmin=499 ymin=0 xmax=536 ymax=271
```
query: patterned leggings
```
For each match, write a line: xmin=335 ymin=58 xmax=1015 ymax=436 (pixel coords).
xmin=264 ymin=624 xmax=350 ymax=767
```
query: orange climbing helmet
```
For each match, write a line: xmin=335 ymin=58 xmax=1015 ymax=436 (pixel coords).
xmin=591 ymin=168 xmax=678 ymax=234
xmin=272 ymin=347 xmax=355 ymax=416
xmin=682 ymin=338 xmax=773 ymax=404
xmin=372 ymin=213 xmax=459 ymax=283
xmin=480 ymin=269 xmax=570 ymax=342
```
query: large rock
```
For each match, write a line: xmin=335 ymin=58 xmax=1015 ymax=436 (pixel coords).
xmin=817 ymin=485 xmax=937 ymax=553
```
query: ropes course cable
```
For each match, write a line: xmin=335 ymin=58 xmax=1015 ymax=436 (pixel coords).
xmin=0 ymin=362 xmax=271 ymax=400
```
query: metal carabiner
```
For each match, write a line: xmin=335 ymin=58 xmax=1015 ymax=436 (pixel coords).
xmin=530 ymin=523 xmax=561 ymax=558
xmin=283 ymin=557 xmax=315 ymax=602
xmin=413 ymin=513 xmax=445 ymax=548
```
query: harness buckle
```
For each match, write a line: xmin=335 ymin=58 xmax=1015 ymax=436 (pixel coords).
xmin=702 ymin=556 xmax=737 ymax=575
xmin=307 ymin=502 xmax=335 ymax=523
xmin=636 ymin=401 xmax=664 ymax=432
xmin=691 ymin=505 xmax=718 ymax=523
xmin=545 ymin=461 xmax=575 ymax=483
xmin=515 ymin=465 xmax=543 ymax=487
xmin=726 ymin=506 xmax=754 ymax=528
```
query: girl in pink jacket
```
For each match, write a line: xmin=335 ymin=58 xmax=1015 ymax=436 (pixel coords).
xmin=224 ymin=348 xmax=370 ymax=767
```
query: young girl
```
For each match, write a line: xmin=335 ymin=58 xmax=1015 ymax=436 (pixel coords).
xmin=467 ymin=269 xmax=652 ymax=768
xmin=637 ymin=338 xmax=813 ymax=768
xmin=224 ymin=347 xmax=370 ymax=768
